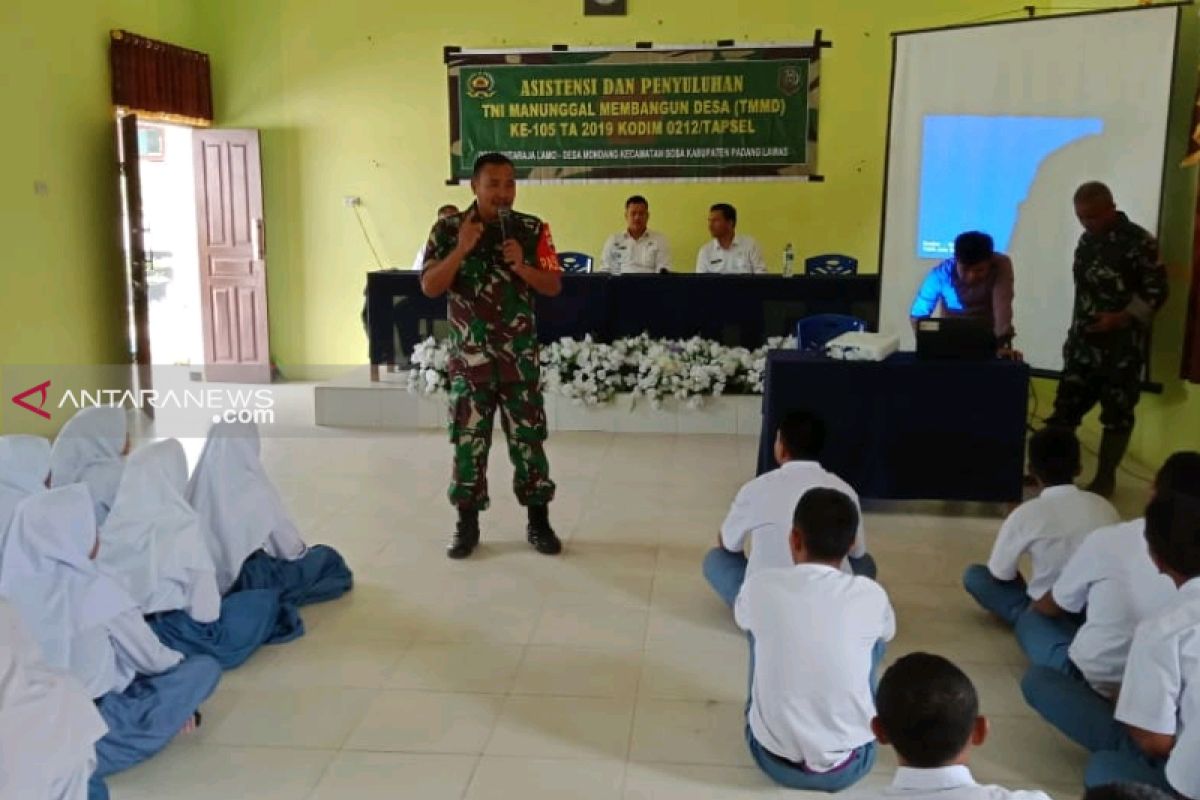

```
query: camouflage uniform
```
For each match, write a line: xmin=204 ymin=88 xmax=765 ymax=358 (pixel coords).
xmin=1047 ymin=213 xmax=1168 ymax=433
xmin=423 ymin=203 xmax=557 ymax=511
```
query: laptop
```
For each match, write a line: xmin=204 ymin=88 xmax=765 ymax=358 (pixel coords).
xmin=915 ymin=317 xmax=997 ymax=360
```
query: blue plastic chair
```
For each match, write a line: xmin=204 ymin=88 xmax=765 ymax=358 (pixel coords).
xmin=796 ymin=314 xmax=867 ymax=352
xmin=804 ymin=253 xmax=859 ymax=276
xmin=557 ymin=252 xmax=594 ymax=274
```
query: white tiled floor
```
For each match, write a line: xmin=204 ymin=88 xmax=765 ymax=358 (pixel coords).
xmin=109 ymin=424 xmax=1153 ymax=799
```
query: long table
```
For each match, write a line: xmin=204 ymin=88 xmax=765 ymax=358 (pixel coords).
xmin=366 ymin=271 xmax=881 ymax=373
xmin=756 ymin=351 xmax=1029 ymax=502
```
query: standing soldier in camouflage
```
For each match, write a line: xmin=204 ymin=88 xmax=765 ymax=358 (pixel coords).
xmin=1045 ymin=182 xmax=1168 ymax=498
xmin=421 ymin=153 xmax=563 ymax=559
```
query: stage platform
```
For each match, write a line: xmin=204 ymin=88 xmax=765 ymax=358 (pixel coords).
xmin=315 ymin=367 xmax=763 ymax=437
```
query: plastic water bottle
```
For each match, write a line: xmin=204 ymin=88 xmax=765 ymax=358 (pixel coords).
xmin=782 ymin=243 xmax=795 ymax=277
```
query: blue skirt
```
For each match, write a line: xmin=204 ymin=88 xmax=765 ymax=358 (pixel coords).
xmin=147 ymin=588 xmax=304 ymax=670
xmin=230 ymin=545 xmax=353 ymax=607
xmin=94 ymin=655 xmax=222 ymax=778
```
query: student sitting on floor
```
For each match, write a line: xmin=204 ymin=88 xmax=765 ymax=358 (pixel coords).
xmin=187 ymin=421 xmax=351 ymax=606
xmin=871 ymin=652 xmax=1051 ymax=800
xmin=734 ymin=487 xmax=894 ymax=791
xmin=0 ymin=434 xmax=51 ymax=536
xmin=704 ymin=410 xmax=874 ymax=608
xmin=49 ymin=407 xmax=130 ymax=526
xmin=1017 ymin=453 xmax=1195 ymax=704
xmin=0 ymin=485 xmax=221 ymax=786
xmin=1079 ymin=489 xmax=1200 ymax=795
xmin=0 ymin=597 xmax=108 ymax=800
xmin=100 ymin=439 xmax=301 ymax=670
xmin=963 ymin=426 xmax=1119 ymax=625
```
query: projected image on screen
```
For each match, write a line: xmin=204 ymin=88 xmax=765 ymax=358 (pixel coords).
xmin=916 ymin=115 xmax=1103 ymax=259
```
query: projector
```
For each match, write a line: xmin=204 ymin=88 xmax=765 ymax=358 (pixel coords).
xmin=824 ymin=331 xmax=900 ymax=362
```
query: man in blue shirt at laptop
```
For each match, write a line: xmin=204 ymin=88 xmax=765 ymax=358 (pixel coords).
xmin=910 ymin=231 xmax=1018 ymax=356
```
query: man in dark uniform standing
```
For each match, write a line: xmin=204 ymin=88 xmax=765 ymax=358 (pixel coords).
xmin=1045 ymin=182 xmax=1168 ymax=497
xmin=420 ymin=153 xmax=563 ymax=559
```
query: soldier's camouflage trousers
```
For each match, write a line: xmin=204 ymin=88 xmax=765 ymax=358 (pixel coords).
xmin=1047 ymin=335 xmax=1143 ymax=434
xmin=447 ymin=375 xmax=556 ymax=511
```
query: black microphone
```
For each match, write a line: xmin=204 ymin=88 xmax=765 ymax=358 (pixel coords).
xmin=497 ymin=205 xmax=515 ymax=267
xmin=497 ymin=205 xmax=512 ymax=240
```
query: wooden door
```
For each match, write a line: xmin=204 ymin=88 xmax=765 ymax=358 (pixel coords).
xmin=117 ymin=114 xmax=154 ymax=409
xmin=193 ymin=128 xmax=272 ymax=383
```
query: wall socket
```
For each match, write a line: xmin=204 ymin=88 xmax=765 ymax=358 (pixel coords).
xmin=343 ymin=195 xmax=362 ymax=208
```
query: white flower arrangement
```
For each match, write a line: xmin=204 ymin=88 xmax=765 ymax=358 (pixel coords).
xmin=406 ymin=333 xmax=797 ymax=407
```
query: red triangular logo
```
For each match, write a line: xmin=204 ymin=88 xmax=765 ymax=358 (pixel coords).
xmin=11 ymin=380 xmax=51 ymax=420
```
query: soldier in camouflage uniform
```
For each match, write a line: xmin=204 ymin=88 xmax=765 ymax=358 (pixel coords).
xmin=1044 ymin=182 xmax=1168 ymax=498
xmin=420 ymin=153 xmax=563 ymax=559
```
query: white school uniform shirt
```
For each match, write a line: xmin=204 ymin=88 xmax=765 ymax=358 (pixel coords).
xmin=721 ymin=460 xmax=867 ymax=582
xmin=0 ymin=485 xmax=182 ymax=699
xmin=187 ymin=421 xmax=308 ymax=593
xmin=0 ymin=434 xmax=50 ymax=538
xmin=735 ymin=563 xmax=895 ymax=770
xmin=1116 ymin=577 xmax=1200 ymax=799
xmin=986 ymin=484 xmax=1120 ymax=600
xmin=695 ymin=234 xmax=767 ymax=274
xmin=49 ymin=406 xmax=128 ymax=526
xmin=99 ymin=440 xmax=222 ymax=623
xmin=882 ymin=765 xmax=1052 ymax=800
xmin=600 ymin=229 xmax=672 ymax=274
xmin=1051 ymin=518 xmax=1177 ymax=698
xmin=0 ymin=598 xmax=108 ymax=800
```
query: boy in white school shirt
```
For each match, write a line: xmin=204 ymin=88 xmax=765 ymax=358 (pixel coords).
xmin=735 ymin=487 xmax=894 ymax=791
xmin=963 ymin=426 xmax=1119 ymax=625
xmin=872 ymin=652 xmax=1052 ymax=800
xmin=1017 ymin=454 xmax=1196 ymax=725
xmin=1080 ymin=489 xmax=1200 ymax=796
xmin=703 ymin=410 xmax=874 ymax=608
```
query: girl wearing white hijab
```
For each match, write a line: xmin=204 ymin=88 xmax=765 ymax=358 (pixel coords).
xmin=0 ymin=597 xmax=108 ymax=800
xmin=49 ymin=407 xmax=129 ymax=526
xmin=0 ymin=434 xmax=51 ymax=537
xmin=188 ymin=421 xmax=352 ymax=605
xmin=0 ymin=485 xmax=220 ymax=781
xmin=103 ymin=439 xmax=301 ymax=668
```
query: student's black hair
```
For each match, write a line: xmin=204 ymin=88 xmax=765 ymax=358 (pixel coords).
xmin=876 ymin=652 xmax=979 ymax=768
xmin=1154 ymin=451 xmax=1200 ymax=497
xmin=710 ymin=203 xmax=737 ymax=225
xmin=792 ymin=487 xmax=858 ymax=561
xmin=777 ymin=410 xmax=826 ymax=461
xmin=626 ymin=195 xmax=649 ymax=209
xmin=1027 ymin=426 xmax=1081 ymax=486
xmin=437 ymin=204 xmax=459 ymax=216
xmin=953 ymin=231 xmax=994 ymax=267
xmin=472 ymin=152 xmax=514 ymax=178
xmin=1145 ymin=490 xmax=1200 ymax=579
xmin=1083 ymin=784 xmax=1175 ymax=800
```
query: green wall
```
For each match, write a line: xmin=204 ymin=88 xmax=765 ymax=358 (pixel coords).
xmin=0 ymin=0 xmax=206 ymax=434
xmin=5 ymin=0 xmax=1199 ymax=465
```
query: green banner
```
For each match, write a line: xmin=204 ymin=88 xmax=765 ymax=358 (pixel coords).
xmin=447 ymin=47 xmax=821 ymax=181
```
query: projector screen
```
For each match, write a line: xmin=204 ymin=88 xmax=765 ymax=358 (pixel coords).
xmin=879 ymin=6 xmax=1179 ymax=372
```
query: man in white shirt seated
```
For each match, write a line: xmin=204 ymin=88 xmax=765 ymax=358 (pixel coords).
xmin=1017 ymin=454 xmax=1193 ymax=707
xmin=703 ymin=410 xmax=874 ymax=608
xmin=412 ymin=204 xmax=460 ymax=269
xmin=1013 ymin=459 xmax=1200 ymax=795
xmin=872 ymin=652 xmax=1052 ymax=800
xmin=735 ymin=487 xmax=895 ymax=791
xmin=599 ymin=195 xmax=671 ymax=274
xmin=962 ymin=426 xmax=1119 ymax=625
xmin=695 ymin=203 xmax=766 ymax=274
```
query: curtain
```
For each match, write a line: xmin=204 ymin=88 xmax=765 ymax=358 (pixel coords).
xmin=109 ymin=30 xmax=212 ymax=125
xmin=1184 ymin=180 xmax=1200 ymax=383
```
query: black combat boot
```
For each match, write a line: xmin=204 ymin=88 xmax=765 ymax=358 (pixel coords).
xmin=448 ymin=508 xmax=481 ymax=559
xmin=526 ymin=505 xmax=562 ymax=555
xmin=1085 ymin=429 xmax=1131 ymax=499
